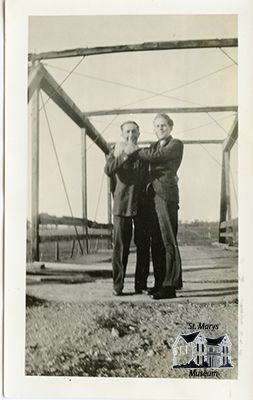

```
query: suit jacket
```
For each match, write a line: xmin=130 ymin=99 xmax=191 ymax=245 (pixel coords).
xmin=137 ymin=136 xmax=183 ymax=203
xmin=104 ymin=149 xmax=148 ymax=217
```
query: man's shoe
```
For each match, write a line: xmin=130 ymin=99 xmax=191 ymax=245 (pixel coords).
xmin=152 ymin=287 xmax=176 ymax=300
xmin=113 ymin=289 xmax=123 ymax=296
xmin=175 ymin=278 xmax=183 ymax=290
xmin=147 ymin=286 xmax=160 ymax=295
xmin=135 ymin=289 xmax=143 ymax=294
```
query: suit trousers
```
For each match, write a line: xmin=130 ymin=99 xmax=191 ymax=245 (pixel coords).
xmin=112 ymin=210 xmax=150 ymax=293
xmin=148 ymin=188 xmax=182 ymax=289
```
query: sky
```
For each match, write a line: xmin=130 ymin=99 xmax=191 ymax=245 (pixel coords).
xmin=28 ymin=15 xmax=238 ymax=223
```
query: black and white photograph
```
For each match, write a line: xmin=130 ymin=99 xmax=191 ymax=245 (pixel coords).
xmin=26 ymin=13 xmax=238 ymax=378
xmin=3 ymin=1 xmax=253 ymax=399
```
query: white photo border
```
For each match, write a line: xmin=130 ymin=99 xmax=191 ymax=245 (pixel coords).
xmin=4 ymin=0 xmax=253 ymax=399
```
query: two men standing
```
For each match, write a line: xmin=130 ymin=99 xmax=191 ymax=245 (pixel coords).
xmin=104 ymin=114 xmax=184 ymax=299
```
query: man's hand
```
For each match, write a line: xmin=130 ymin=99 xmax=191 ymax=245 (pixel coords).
xmin=114 ymin=142 xmax=126 ymax=157
xmin=124 ymin=142 xmax=139 ymax=155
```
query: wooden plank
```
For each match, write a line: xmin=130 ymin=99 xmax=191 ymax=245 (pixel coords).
xmin=39 ymin=233 xmax=111 ymax=243
xmin=39 ymin=214 xmax=86 ymax=226
xmin=28 ymin=64 xmax=44 ymax=103
xmin=223 ymin=116 xmax=238 ymax=152
xmin=29 ymin=38 xmax=238 ymax=61
xmin=219 ymin=232 xmax=234 ymax=238
xmin=39 ymin=64 xmax=110 ymax=154
xmin=31 ymin=88 xmax=40 ymax=261
xmin=39 ymin=213 xmax=112 ymax=229
xmin=85 ymin=106 xmax=237 ymax=117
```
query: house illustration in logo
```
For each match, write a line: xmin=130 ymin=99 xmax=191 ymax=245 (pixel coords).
xmin=172 ymin=331 xmax=232 ymax=368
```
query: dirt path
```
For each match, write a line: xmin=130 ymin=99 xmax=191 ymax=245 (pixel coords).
xmin=27 ymin=245 xmax=238 ymax=304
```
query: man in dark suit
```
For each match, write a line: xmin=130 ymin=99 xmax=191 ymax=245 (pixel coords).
xmin=104 ymin=121 xmax=149 ymax=296
xmin=125 ymin=114 xmax=183 ymax=299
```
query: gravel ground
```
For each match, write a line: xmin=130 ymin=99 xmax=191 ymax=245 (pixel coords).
xmin=26 ymin=296 xmax=238 ymax=379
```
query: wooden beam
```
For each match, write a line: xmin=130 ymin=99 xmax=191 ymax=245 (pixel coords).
xmin=81 ymin=128 xmax=88 ymax=221
xmin=223 ymin=116 xmax=238 ymax=152
xmin=31 ymin=88 xmax=40 ymax=260
xmin=85 ymin=106 xmax=237 ymax=117
xmin=81 ymin=128 xmax=89 ymax=253
xmin=40 ymin=65 xmax=84 ymax=125
xmin=29 ymin=38 xmax=238 ymax=61
xmin=28 ymin=64 xmax=44 ymax=103
xmin=181 ymin=139 xmax=223 ymax=145
xmin=109 ymin=139 xmax=224 ymax=147
xmin=39 ymin=64 xmax=110 ymax=154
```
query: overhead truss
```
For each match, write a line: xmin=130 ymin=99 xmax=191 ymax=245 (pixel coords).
xmin=28 ymin=37 xmax=238 ymax=260
xmin=29 ymin=38 xmax=237 ymax=61
xmin=85 ymin=106 xmax=237 ymax=117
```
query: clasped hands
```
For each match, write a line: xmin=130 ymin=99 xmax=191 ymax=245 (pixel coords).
xmin=114 ymin=141 xmax=139 ymax=157
xmin=124 ymin=142 xmax=139 ymax=155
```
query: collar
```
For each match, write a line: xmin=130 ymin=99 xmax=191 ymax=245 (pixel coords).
xmin=158 ymin=135 xmax=172 ymax=147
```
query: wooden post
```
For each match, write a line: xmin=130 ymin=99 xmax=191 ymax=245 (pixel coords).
xmin=55 ymin=240 xmax=60 ymax=261
xmin=81 ymin=128 xmax=89 ymax=253
xmin=107 ymin=177 xmax=113 ymax=249
xmin=224 ymin=151 xmax=234 ymax=245
xmin=31 ymin=87 xmax=40 ymax=260
xmin=219 ymin=151 xmax=227 ymax=243
xmin=219 ymin=116 xmax=238 ymax=244
xmin=70 ymin=240 xmax=76 ymax=258
xmin=224 ymin=151 xmax=231 ymax=224
xmin=219 ymin=150 xmax=233 ymax=244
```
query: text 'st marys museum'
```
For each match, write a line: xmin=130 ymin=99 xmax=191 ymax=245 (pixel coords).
xmin=173 ymin=331 xmax=232 ymax=368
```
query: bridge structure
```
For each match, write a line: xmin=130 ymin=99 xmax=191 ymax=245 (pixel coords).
xmin=28 ymin=38 xmax=238 ymax=262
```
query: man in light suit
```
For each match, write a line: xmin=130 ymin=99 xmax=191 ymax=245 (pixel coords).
xmin=104 ymin=121 xmax=149 ymax=296
xmin=125 ymin=114 xmax=183 ymax=299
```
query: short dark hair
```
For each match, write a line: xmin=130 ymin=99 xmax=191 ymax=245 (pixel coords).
xmin=120 ymin=120 xmax=140 ymax=131
xmin=154 ymin=113 xmax=174 ymax=128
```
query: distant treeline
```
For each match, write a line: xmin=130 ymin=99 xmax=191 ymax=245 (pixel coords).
xmin=178 ymin=218 xmax=238 ymax=246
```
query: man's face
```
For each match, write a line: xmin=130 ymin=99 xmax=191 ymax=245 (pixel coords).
xmin=121 ymin=122 xmax=140 ymax=144
xmin=153 ymin=116 xmax=173 ymax=140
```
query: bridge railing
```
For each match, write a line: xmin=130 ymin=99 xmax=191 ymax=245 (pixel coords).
xmin=219 ymin=220 xmax=238 ymax=246
xmin=27 ymin=214 xmax=113 ymax=262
